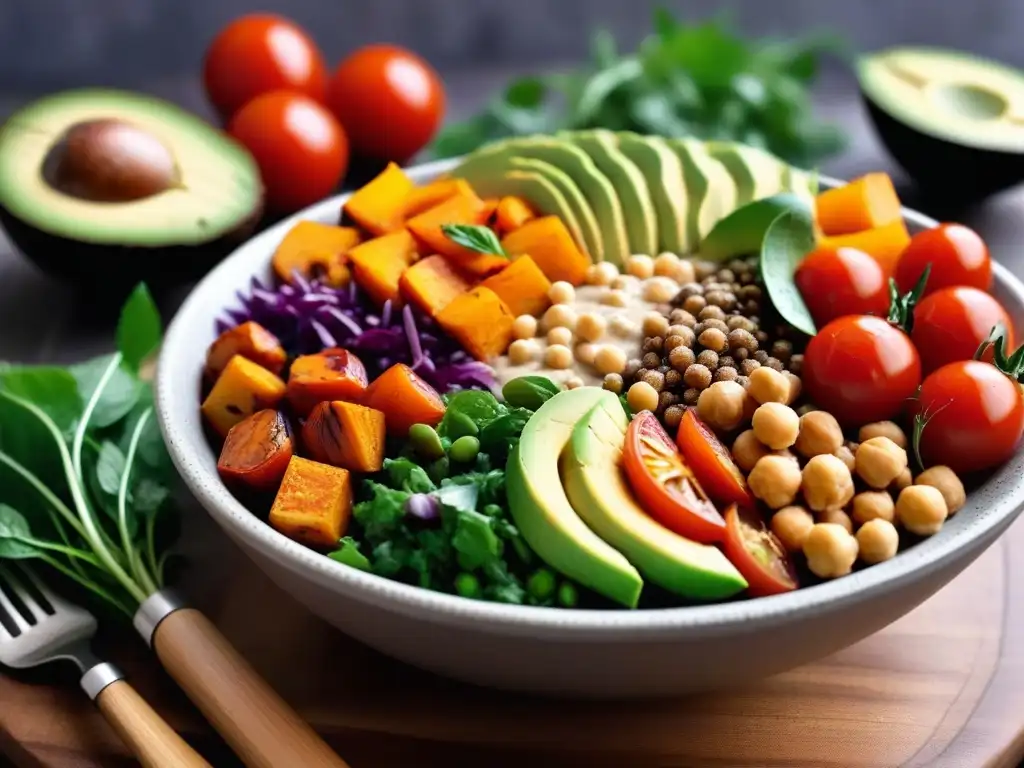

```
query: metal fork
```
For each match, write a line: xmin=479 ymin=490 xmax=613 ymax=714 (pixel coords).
xmin=0 ymin=563 xmax=211 ymax=768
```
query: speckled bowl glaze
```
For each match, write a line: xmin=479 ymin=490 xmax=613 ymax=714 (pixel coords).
xmin=155 ymin=161 xmax=1024 ymax=699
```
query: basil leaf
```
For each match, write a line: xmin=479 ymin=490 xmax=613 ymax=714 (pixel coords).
xmin=0 ymin=505 xmax=40 ymax=559
xmin=700 ymin=193 xmax=811 ymax=262
xmin=760 ymin=206 xmax=818 ymax=337
xmin=440 ymin=224 xmax=506 ymax=257
xmin=0 ymin=366 xmax=82 ymax=436
xmin=70 ymin=355 xmax=141 ymax=429
xmin=116 ymin=283 xmax=162 ymax=372
xmin=95 ymin=441 xmax=126 ymax=497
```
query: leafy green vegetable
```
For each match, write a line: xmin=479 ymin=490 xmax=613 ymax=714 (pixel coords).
xmin=440 ymin=224 xmax=507 ymax=257
xmin=699 ymin=193 xmax=812 ymax=262
xmin=759 ymin=205 xmax=818 ymax=337
xmin=501 ymin=376 xmax=560 ymax=411
xmin=328 ymin=537 xmax=372 ymax=571
xmin=384 ymin=458 xmax=436 ymax=494
xmin=431 ymin=8 xmax=847 ymax=168
xmin=116 ymin=284 xmax=162 ymax=372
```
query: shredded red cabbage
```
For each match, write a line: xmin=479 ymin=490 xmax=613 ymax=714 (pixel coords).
xmin=216 ymin=275 xmax=496 ymax=392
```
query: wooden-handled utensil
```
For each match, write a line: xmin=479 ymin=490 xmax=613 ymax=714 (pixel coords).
xmin=0 ymin=564 xmax=211 ymax=768
xmin=135 ymin=591 xmax=348 ymax=768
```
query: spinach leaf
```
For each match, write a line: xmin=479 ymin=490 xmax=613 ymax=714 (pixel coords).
xmin=70 ymin=356 xmax=141 ymax=429
xmin=353 ymin=481 xmax=411 ymax=540
xmin=116 ymin=283 xmax=162 ymax=372
xmin=0 ymin=504 xmax=40 ymax=559
xmin=438 ymin=390 xmax=504 ymax=439
xmin=452 ymin=509 xmax=502 ymax=571
xmin=384 ymin=457 xmax=436 ymax=494
xmin=95 ymin=441 xmax=126 ymax=497
xmin=760 ymin=206 xmax=818 ymax=337
xmin=699 ymin=193 xmax=811 ymax=262
xmin=0 ymin=367 xmax=82 ymax=436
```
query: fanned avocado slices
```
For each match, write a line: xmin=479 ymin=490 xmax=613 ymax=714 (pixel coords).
xmin=707 ymin=141 xmax=789 ymax=207
xmin=666 ymin=137 xmax=738 ymax=246
xmin=615 ymin=132 xmax=689 ymax=253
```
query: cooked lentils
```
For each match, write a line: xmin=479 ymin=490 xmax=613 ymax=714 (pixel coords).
xmin=615 ymin=257 xmax=805 ymax=420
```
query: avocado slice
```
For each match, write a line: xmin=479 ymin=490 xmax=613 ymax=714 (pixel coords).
xmin=0 ymin=88 xmax=262 ymax=292
xmin=706 ymin=141 xmax=788 ymax=206
xmin=859 ymin=46 xmax=1024 ymax=201
xmin=561 ymin=395 xmax=748 ymax=600
xmin=615 ymin=133 xmax=689 ymax=254
xmin=666 ymin=138 xmax=738 ymax=247
xmin=452 ymin=146 xmax=603 ymax=260
xmin=506 ymin=387 xmax=643 ymax=608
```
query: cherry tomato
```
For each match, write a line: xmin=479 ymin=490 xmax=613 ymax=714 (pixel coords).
xmin=803 ymin=315 xmax=921 ymax=427
xmin=228 ymin=91 xmax=349 ymax=213
xmin=722 ymin=505 xmax=798 ymax=597
xmin=327 ymin=44 xmax=445 ymax=163
xmin=675 ymin=408 xmax=754 ymax=508
xmin=912 ymin=286 xmax=1015 ymax=374
xmin=917 ymin=361 xmax=1024 ymax=474
xmin=203 ymin=14 xmax=328 ymax=121
xmin=795 ymin=245 xmax=890 ymax=327
xmin=894 ymin=223 xmax=992 ymax=296
xmin=622 ymin=410 xmax=725 ymax=543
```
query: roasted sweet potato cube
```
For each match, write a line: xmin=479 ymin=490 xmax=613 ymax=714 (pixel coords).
xmin=206 ymin=321 xmax=287 ymax=380
xmin=406 ymin=191 xmax=489 ymax=259
xmin=217 ymin=409 xmax=293 ymax=492
xmin=270 ymin=220 xmax=360 ymax=287
xmin=501 ymin=216 xmax=591 ymax=285
xmin=301 ymin=401 xmax=386 ymax=472
xmin=494 ymin=196 xmax=536 ymax=234
xmin=402 ymin=178 xmax=476 ymax=219
xmin=362 ymin=363 xmax=445 ymax=437
xmin=269 ymin=457 xmax=352 ymax=549
xmin=346 ymin=230 xmax=418 ymax=307
xmin=436 ymin=286 xmax=515 ymax=361
xmin=201 ymin=355 xmax=287 ymax=438
xmin=286 ymin=347 xmax=368 ymax=416
xmin=399 ymin=255 xmax=472 ymax=317
xmin=479 ymin=255 xmax=552 ymax=318
xmin=343 ymin=162 xmax=414 ymax=236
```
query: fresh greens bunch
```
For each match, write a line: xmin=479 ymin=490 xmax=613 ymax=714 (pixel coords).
xmin=0 ymin=285 xmax=174 ymax=617
xmin=431 ymin=7 xmax=847 ymax=168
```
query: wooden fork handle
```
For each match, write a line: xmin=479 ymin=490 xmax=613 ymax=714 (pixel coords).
xmin=95 ymin=679 xmax=212 ymax=768
xmin=152 ymin=608 xmax=348 ymax=768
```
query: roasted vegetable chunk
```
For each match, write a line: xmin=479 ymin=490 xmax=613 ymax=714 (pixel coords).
xmin=362 ymin=363 xmax=445 ymax=437
xmin=217 ymin=409 xmax=293 ymax=491
xmin=270 ymin=220 xmax=361 ymax=287
xmin=302 ymin=400 xmax=386 ymax=472
xmin=269 ymin=456 xmax=352 ymax=549
xmin=206 ymin=321 xmax=287 ymax=380
xmin=286 ymin=347 xmax=368 ymax=416
xmin=201 ymin=355 xmax=287 ymax=437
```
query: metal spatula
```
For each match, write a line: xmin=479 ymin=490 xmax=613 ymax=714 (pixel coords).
xmin=0 ymin=563 xmax=211 ymax=768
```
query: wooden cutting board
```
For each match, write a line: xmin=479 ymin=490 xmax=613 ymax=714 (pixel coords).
xmin=1 ymin=501 xmax=1023 ymax=768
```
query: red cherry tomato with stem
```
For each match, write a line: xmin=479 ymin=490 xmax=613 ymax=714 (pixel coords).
xmin=203 ymin=14 xmax=328 ymax=121
xmin=675 ymin=408 xmax=753 ymax=508
xmin=327 ymin=44 xmax=445 ymax=164
xmin=229 ymin=91 xmax=349 ymax=214
xmin=795 ymin=245 xmax=890 ymax=326
xmin=722 ymin=505 xmax=799 ymax=597
xmin=912 ymin=286 xmax=1015 ymax=374
xmin=895 ymin=223 xmax=992 ymax=296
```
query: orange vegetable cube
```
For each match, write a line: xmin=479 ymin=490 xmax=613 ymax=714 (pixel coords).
xmin=206 ymin=321 xmax=287 ymax=380
xmin=201 ymin=355 xmax=287 ymax=438
xmin=301 ymin=401 xmax=386 ymax=472
xmin=500 ymin=216 xmax=591 ymax=286
xmin=286 ymin=348 xmax=369 ymax=416
xmin=406 ymin=191 xmax=489 ymax=260
xmin=820 ymin=219 xmax=912 ymax=276
xmin=399 ymin=255 xmax=472 ymax=317
xmin=816 ymin=173 xmax=902 ymax=237
xmin=436 ymin=286 xmax=515 ymax=361
xmin=270 ymin=220 xmax=361 ymax=287
xmin=343 ymin=162 xmax=415 ymax=236
xmin=495 ymin=196 xmax=536 ymax=234
xmin=217 ymin=409 xmax=293 ymax=492
xmin=363 ymin=363 xmax=446 ymax=437
xmin=269 ymin=457 xmax=352 ymax=549
xmin=402 ymin=178 xmax=476 ymax=219
xmin=347 ymin=230 xmax=418 ymax=307
xmin=479 ymin=255 xmax=552 ymax=317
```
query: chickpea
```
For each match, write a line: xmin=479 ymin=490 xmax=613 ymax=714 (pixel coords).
xmin=915 ymin=466 xmax=966 ymax=515
xmin=508 ymin=339 xmax=538 ymax=365
xmin=795 ymin=411 xmax=843 ymax=458
xmin=564 ymin=376 xmax=584 ymax=390
xmin=548 ymin=281 xmax=576 ymax=305
xmin=747 ymin=366 xmax=790 ymax=405
xmin=575 ymin=342 xmax=597 ymax=365
xmin=611 ymin=275 xmax=638 ymax=291
xmin=601 ymin=289 xmax=628 ymax=308
xmin=544 ymin=344 xmax=573 ymax=370
xmin=698 ymin=327 xmax=728 ymax=353
xmin=586 ymin=262 xmax=618 ymax=286
xmin=512 ymin=314 xmax=538 ymax=340
xmin=547 ymin=326 xmax=573 ymax=347
xmin=653 ymin=251 xmax=681 ymax=277
xmin=575 ymin=312 xmax=606 ymax=343
xmin=890 ymin=467 xmax=912 ymax=493
xmin=803 ymin=523 xmax=859 ymax=579
xmin=626 ymin=254 xmax=655 ymax=279
xmin=856 ymin=437 xmax=908 ymax=490
xmin=819 ymin=509 xmax=854 ymax=534
xmin=697 ymin=381 xmax=747 ymax=432
xmin=802 ymin=453 xmax=855 ymax=512
xmin=594 ymin=345 xmax=627 ymax=375
xmin=642 ymin=311 xmax=670 ymax=338
xmin=748 ymin=454 xmax=803 ymax=509
xmin=858 ymin=420 xmax=908 ymax=449
xmin=751 ymin=403 xmax=800 ymax=450
xmin=851 ymin=491 xmax=896 ymax=526
xmin=856 ymin=519 xmax=899 ymax=565
xmin=627 ymin=381 xmax=660 ymax=413
xmin=771 ymin=505 xmax=815 ymax=552
xmin=896 ymin=485 xmax=948 ymax=536
xmin=542 ymin=304 xmax=577 ymax=332
xmin=742 ymin=389 xmax=759 ymax=424
xmin=669 ymin=346 xmax=696 ymax=373
xmin=732 ymin=429 xmax=772 ymax=472
xmin=834 ymin=444 xmax=857 ymax=473
xmin=782 ymin=371 xmax=802 ymax=405
xmin=642 ymin=276 xmax=679 ymax=303
xmin=609 ymin=315 xmax=637 ymax=337
xmin=674 ymin=259 xmax=697 ymax=284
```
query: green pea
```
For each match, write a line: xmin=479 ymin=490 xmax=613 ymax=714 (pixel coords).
xmin=557 ymin=581 xmax=578 ymax=608
xmin=408 ymin=423 xmax=445 ymax=461
xmin=455 ymin=572 xmax=481 ymax=599
xmin=447 ymin=411 xmax=479 ymax=440
xmin=527 ymin=568 xmax=556 ymax=601
xmin=450 ymin=435 xmax=480 ymax=464
xmin=426 ymin=456 xmax=450 ymax=484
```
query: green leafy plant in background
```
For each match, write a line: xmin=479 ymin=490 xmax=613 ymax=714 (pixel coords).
xmin=0 ymin=284 xmax=174 ymax=616
xmin=432 ymin=7 xmax=849 ymax=168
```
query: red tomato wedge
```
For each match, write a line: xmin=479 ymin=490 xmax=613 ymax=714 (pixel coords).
xmin=723 ymin=505 xmax=799 ymax=597
xmin=622 ymin=410 xmax=725 ymax=543
xmin=675 ymin=408 xmax=754 ymax=508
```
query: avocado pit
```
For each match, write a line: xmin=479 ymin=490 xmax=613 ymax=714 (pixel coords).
xmin=43 ymin=118 xmax=179 ymax=202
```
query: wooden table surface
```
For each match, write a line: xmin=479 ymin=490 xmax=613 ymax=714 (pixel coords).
xmin=2 ymin=72 xmax=1024 ymax=767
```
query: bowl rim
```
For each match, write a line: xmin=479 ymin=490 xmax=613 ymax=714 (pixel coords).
xmin=156 ymin=159 xmax=1024 ymax=640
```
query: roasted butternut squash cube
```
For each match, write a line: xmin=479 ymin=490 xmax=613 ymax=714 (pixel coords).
xmin=479 ymin=255 xmax=551 ymax=318
xmin=201 ymin=355 xmax=287 ymax=438
xmin=302 ymin=401 xmax=386 ymax=472
xmin=217 ymin=409 xmax=293 ymax=492
xmin=269 ymin=457 xmax=352 ymax=549
xmin=399 ymin=255 xmax=472 ymax=317
xmin=343 ymin=162 xmax=414 ymax=235
xmin=270 ymin=220 xmax=361 ymax=287
xmin=436 ymin=286 xmax=515 ymax=361
xmin=286 ymin=347 xmax=368 ymax=416
xmin=406 ymin=191 xmax=489 ymax=260
xmin=501 ymin=215 xmax=591 ymax=286
xmin=347 ymin=230 xmax=418 ymax=307
xmin=363 ymin=363 xmax=445 ymax=437
xmin=206 ymin=321 xmax=287 ymax=380
xmin=494 ymin=196 xmax=536 ymax=234
xmin=402 ymin=178 xmax=476 ymax=219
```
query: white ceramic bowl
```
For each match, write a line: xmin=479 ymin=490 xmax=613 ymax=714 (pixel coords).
xmin=156 ymin=160 xmax=1024 ymax=699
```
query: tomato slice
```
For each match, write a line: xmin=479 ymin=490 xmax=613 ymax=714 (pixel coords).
xmin=622 ymin=410 xmax=726 ymax=543
xmin=723 ymin=505 xmax=799 ymax=597
xmin=676 ymin=408 xmax=754 ymax=508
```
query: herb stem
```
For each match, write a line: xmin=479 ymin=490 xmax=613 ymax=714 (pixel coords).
xmin=118 ymin=408 xmax=158 ymax=596
xmin=18 ymin=536 xmax=103 ymax=565
xmin=72 ymin=353 xmax=122 ymax=486
xmin=145 ymin=511 xmax=160 ymax=587
xmin=37 ymin=553 xmax=132 ymax=618
xmin=0 ymin=447 xmax=88 ymax=540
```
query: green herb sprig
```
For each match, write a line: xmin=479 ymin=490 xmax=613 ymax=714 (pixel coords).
xmin=440 ymin=224 xmax=507 ymax=257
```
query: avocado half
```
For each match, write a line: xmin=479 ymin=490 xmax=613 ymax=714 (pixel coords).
xmin=0 ymin=89 xmax=263 ymax=293
xmin=859 ymin=47 xmax=1024 ymax=202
